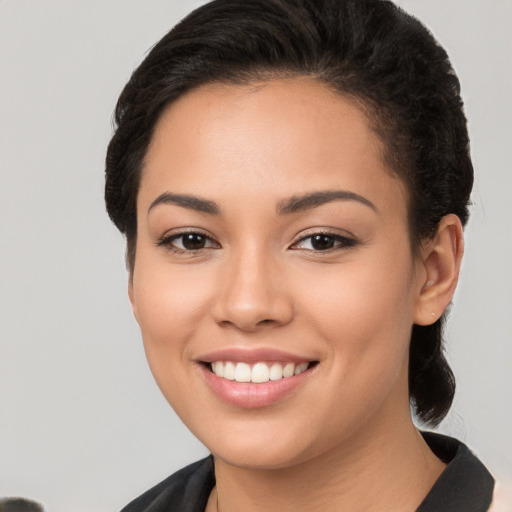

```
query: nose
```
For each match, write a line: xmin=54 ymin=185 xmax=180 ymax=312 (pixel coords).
xmin=212 ymin=248 xmax=294 ymax=332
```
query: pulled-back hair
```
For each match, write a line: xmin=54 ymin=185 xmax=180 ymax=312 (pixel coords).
xmin=105 ymin=0 xmax=473 ymax=426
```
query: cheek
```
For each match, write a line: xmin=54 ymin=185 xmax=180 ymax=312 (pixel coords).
xmin=303 ymin=249 xmax=414 ymax=323
xmin=131 ymin=258 xmax=215 ymax=364
xmin=298 ymin=247 xmax=417 ymax=380
xmin=131 ymin=261 xmax=220 ymax=417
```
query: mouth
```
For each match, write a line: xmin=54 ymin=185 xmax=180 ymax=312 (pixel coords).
xmin=197 ymin=350 xmax=319 ymax=408
xmin=207 ymin=360 xmax=316 ymax=383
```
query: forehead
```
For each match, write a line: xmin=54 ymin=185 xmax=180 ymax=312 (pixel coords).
xmin=139 ymin=78 xmax=407 ymax=217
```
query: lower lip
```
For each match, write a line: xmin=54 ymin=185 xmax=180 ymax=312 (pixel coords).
xmin=200 ymin=364 xmax=314 ymax=409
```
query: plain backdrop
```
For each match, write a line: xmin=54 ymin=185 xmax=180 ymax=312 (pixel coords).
xmin=1 ymin=1 xmax=511 ymax=510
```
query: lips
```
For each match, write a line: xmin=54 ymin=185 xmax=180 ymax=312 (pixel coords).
xmin=197 ymin=348 xmax=318 ymax=408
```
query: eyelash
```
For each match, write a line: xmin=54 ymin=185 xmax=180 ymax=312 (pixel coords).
xmin=291 ymin=232 xmax=358 ymax=252
xmin=157 ymin=230 xmax=358 ymax=255
xmin=157 ymin=231 xmax=219 ymax=254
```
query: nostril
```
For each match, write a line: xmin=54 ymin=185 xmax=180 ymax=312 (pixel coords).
xmin=212 ymin=289 xmax=294 ymax=331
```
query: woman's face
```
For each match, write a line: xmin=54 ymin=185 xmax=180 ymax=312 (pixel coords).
xmin=130 ymin=79 xmax=428 ymax=469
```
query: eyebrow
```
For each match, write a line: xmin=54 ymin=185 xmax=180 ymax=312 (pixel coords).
xmin=276 ymin=190 xmax=376 ymax=215
xmin=147 ymin=189 xmax=376 ymax=216
xmin=148 ymin=193 xmax=221 ymax=215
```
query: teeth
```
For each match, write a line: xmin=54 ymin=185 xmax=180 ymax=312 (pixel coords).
xmin=224 ymin=361 xmax=236 ymax=380
xmin=294 ymin=362 xmax=308 ymax=375
xmin=283 ymin=362 xmax=295 ymax=378
xmin=234 ymin=362 xmax=251 ymax=382
xmin=252 ymin=362 xmax=270 ymax=383
xmin=269 ymin=363 xmax=283 ymax=381
xmin=211 ymin=361 xmax=224 ymax=378
xmin=210 ymin=361 xmax=311 ymax=383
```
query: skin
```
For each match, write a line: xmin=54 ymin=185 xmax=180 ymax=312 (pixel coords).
xmin=129 ymin=78 xmax=463 ymax=511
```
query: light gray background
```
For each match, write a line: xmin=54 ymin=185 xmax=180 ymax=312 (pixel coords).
xmin=0 ymin=1 xmax=510 ymax=510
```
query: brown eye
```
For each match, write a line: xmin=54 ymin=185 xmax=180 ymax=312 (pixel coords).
xmin=181 ymin=233 xmax=207 ymax=250
xmin=310 ymin=234 xmax=336 ymax=251
xmin=157 ymin=231 xmax=219 ymax=252
xmin=292 ymin=232 xmax=357 ymax=252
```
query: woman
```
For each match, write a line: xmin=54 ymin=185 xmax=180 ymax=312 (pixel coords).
xmin=105 ymin=0 xmax=497 ymax=510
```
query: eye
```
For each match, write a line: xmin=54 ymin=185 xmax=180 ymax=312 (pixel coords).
xmin=157 ymin=231 xmax=220 ymax=253
xmin=291 ymin=232 xmax=357 ymax=252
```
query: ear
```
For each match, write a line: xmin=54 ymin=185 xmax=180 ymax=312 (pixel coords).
xmin=414 ymin=214 xmax=464 ymax=326
xmin=128 ymin=277 xmax=139 ymax=321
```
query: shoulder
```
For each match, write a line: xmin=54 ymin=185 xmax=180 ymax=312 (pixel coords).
xmin=489 ymin=479 xmax=512 ymax=512
xmin=120 ymin=456 xmax=215 ymax=512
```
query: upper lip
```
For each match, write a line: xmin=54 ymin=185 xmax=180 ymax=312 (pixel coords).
xmin=198 ymin=348 xmax=315 ymax=364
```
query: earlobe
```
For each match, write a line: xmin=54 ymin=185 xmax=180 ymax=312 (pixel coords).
xmin=128 ymin=278 xmax=138 ymax=320
xmin=414 ymin=214 xmax=464 ymax=326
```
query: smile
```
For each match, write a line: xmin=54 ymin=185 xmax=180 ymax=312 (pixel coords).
xmin=198 ymin=348 xmax=319 ymax=408
xmin=210 ymin=361 xmax=310 ymax=383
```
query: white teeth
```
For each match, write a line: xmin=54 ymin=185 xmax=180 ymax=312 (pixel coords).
xmin=269 ymin=363 xmax=283 ymax=381
xmin=251 ymin=362 xmax=270 ymax=383
xmin=223 ymin=361 xmax=235 ymax=380
xmin=211 ymin=361 xmax=224 ymax=378
xmin=234 ymin=362 xmax=251 ymax=382
xmin=283 ymin=362 xmax=295 ymax=378
xmin=294 ymin=362 xmax=308 ymax=375
xmin=210 ymin=361 xmax=311 ymax=383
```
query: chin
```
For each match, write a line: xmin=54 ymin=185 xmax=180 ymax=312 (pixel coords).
xmin=211 ymin=441 xmax=312 ymax=471
xmin=190 ymin=412 xmax=332 ymax=471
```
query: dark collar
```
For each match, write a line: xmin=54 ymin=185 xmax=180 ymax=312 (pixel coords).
xmin=417 ymin=432 xmax=494 ymax=512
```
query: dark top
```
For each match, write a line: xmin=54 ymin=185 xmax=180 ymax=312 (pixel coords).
xmin=120 ymin=432 xmax=495 ymax=512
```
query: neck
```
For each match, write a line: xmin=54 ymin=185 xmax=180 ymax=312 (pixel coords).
xmin=211 ymin=414 xmax=445 ymax=512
